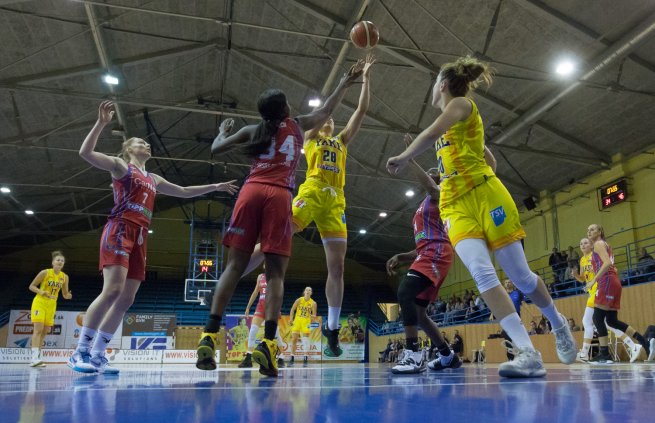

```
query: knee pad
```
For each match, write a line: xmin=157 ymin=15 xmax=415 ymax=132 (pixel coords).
xmin=455 ymin=239 xmax=501 ymax=294
xmin=593 ymin=308 xmax=608 ymax=337
xmin=495 ymin=242 xmax=538 ymax=293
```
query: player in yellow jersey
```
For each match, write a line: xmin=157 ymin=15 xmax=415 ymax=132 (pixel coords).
xmin=28 ymin=250 xmax=72 ymax=367
xmin=239 ymin=54 xmax=375 ymax=357
xmin=387 ymin=56 xmax=576 ymax=378
xmin=288 ymin=287 xmax=317 ymax=366
xmin=573 ymin=237 xmax=644 ymax=363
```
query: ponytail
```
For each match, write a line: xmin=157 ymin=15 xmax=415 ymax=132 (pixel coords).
xmin=439 ymin=56 xmax=493 ymax=97
xmin=243 ymin=89 xmax=289 ymax=158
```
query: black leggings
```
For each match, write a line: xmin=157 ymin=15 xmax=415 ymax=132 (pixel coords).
xmin=593 ymin=308 xmax=629 ymax=337
xmin=397 ymin=270 xmax=432 ymax=327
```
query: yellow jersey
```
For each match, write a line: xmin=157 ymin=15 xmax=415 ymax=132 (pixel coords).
xmin=435 ymin=99 xmax=495 ymax=206
xmin=304 ymin=134 xmax=347 ymax=189
xmin=579 ymin=253 xmax=594 ymax=283
xmin=37 ymin=268 xmax=66 ymax=301
xmin=295 ymin=297 xmax=316 ymax=319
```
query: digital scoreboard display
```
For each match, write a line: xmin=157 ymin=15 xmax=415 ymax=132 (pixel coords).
xmin=599 ymin=179 xmax=628 ymax=209
xmin=196 ymin=258 xmax=215 ymax=273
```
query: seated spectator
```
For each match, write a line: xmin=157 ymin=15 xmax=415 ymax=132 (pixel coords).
xmin=635 ymin=248 xmax=655 ymax=283
xmin=451 ymin=330 xmax=464 ymax=358
xmin=568 ymin=318 xmax=581 ymax=332
xmin=380 ymin=339 xmax=393 ymax=362
xmin=528 ymin=320 xmax=540 ymax=335
xmin=538 ymin=316 xmax=551 ymax=335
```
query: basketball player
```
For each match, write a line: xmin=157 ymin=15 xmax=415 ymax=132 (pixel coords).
xmin=573 ymin=237 xmax=643 ymax=362
xmin=68 ymin=101 xmax=239 ymax=374
xmin=386 ymin=138 xmax=458 ymax=374
xmin=289 ymin=287 xmax=317 ymax=366
xmin=586 ymin=224 xmax=650 ymax=363
xmin=239 ymin=271 xmax=285 ymax=369
xmin=28 ymin=250 xmax=72 ymax=367
xmin=386 ymin=56 xmax=577 ymax=378
xmin=196 ymin=62 xmax=364 ymax=377
xmin=240 ymin=54 xmax=376 ymax=358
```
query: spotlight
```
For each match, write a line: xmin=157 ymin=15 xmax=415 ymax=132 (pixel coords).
xmin=555 ymin=61 xmax=574 ymax=76
xmin=103 ymin=74 xmax=119 ymax=85
xmin=148 ymin=230 xmax=154 ymax=234
xmin=359 ymin=229 xmax=367 ymax=234
xmin=405 ymin=190 xmax=415 ymax=197
xmin=379 ymin=212 xmax=388 ymax=218
xmin=25 ymin=210 xmax=34 ymax=215
xmin=0 ymin=187 xmax=10 ymax=194
xmin=308 ymin=98 xmax=321 ymax=107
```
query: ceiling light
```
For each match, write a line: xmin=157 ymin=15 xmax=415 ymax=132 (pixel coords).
xmin=301 ymin=148 xmax=305 ymax=154
xmin=25 ymin=210 xmax=34 ymax=215
xmin=359 ymin=229 xmax=367 ymax=234
xmin=308 ymin=98 xmax=321 ymax=107
xmin=0 ymin=187 xmax=10 ymax=194
xmin=379 ymin=212 xmax=388 ymax=218
xmin=148 ymin=230 xmax=154 ymax=234
xmin=103 ymin=74 xmax=119 ymax=85
xmin=405 ymin=190 xmax=415 ymax=197
xmin=555 ymin=61 xmax=574 ymax=76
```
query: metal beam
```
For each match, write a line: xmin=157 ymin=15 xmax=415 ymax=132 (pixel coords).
xmin=488 ymin=142 xmax=608 ymax=168
xmin=288 ymin=0 xmax=347 ymax=29
xmin=490 ymin=10 xmax=655 ymax=147
xmin=84 ymin=3 xmax=128 ymax=137
xmin=511 ymin=0 xmax=655 ymax=75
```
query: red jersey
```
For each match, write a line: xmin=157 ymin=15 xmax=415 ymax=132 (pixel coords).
xmin=245 ymin=118 xmax=304 ymax=190
xmin=413 ymin=195 xmax=449 ymax=252
xmin=108 ymin=164 xmax=157 ymax=228
xmin=257 ymin=273 xmax=268 ymax=303
xmin=591 ymin=241 xmax=619 ymax=280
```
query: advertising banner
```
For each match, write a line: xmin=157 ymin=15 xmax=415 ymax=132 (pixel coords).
xmin=64 ymin=311 xmax=122 ymax=349
xmin=321 ymin=315 xmax=367 ymax=361
xmin=120 ymin=313 xmax=175 ymax=350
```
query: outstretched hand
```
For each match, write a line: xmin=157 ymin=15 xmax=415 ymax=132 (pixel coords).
xmin=403 ymin=133 xmax=413 ymax=148
xmin=362 ymin=53 xmax=376 ymax=79
xmin=340 ymin=59 xmax=364 ymax=87
xmin=98 ymin=101 xmax=115 ymax=125
xmin=219 ymin=118 xmax=234 ymax=135
xmin=215 ymin=180 xmax=239 ymax=195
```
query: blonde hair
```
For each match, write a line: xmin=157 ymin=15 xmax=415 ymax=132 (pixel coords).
xmin=51 ymin=250 xmax=64 ymax=259
xmin=119 ymin=137 xmax=141 ymax=161
xmin=591 ymin=224 xmax=606 ymax=240
xmin=439 ymin=56 xmax=493 ymax=97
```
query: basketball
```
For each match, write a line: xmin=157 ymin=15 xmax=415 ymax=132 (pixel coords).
xmin=350 ymin=21 xmax=379 ymax=49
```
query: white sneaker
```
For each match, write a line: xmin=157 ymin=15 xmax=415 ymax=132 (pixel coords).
xmin=90 ymin=354 xmax=120 ymax=374
xmin=577 ymin=350 xmax=589 ymax=363
xmin=629 ymin=344 xmax=643 ymax=363
xmin=647 ymin=339 xmax=655 ymax=362
xmin=552 ymin=315 xmax=577 ymax=364
xmin=498 ymin=341 xmax=547 ymax=378
xmin=391 ymin=350 xmax=426 ymax=374
xmin=29 ymin=359 xmax=44 ymax=367
xmin=68 ymin=349 xmax=97 ymax=373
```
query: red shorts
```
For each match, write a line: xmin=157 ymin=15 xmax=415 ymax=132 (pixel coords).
xmin=254 ymin=299 xmax=266 ymax=319
xmin=411 ymin=242 xmax=454 ymax=302
xmin=594 ymin=273 xmax=622 ymax=310
xmin=99 ymin=219 xmax=148 ymax=281
xmin=223 ymin=182 xmax=293 ymax=256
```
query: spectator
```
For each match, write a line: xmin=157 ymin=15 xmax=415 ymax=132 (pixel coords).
xmin=528 ymin=321 xmax=540 ymax=335
xmin=380 ymin=339 xmax=393 ymax=362
xmin=567 ymin=245 xmax=580 ymax=262
xmin=568 ymin=318 xmax=581 ymax=332
xmin=505 ymin=280 xmax=524 ymax=316
xmin=549 ymin=247 xmax=562 ymax=282
xmin=538 ymin=316 xmax=551 ymax=335
xmin=635 ymin=248 xmax=655 ymax=283
xmin=451 ymin=330 xmax=464 ymax=358
xmin=441 ymin=331 xmax=450 ymax=346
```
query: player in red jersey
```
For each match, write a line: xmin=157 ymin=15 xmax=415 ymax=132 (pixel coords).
xmin=239 ymin=270 xmax=285 ymax=369
xmin=586 ymin=224 xmax=649 ymax=363
xmin=68 ymin=101 xmax=238 ymax=374
xmin=386 ymin=135 xmax=457 ymax=374
xmin=197 ymin=62 xmax=364 ymax=376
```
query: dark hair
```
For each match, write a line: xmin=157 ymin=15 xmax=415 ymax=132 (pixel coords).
xmin=243 ymin=89 xmax=289 ymax=158
xmin=439 ymin=56 xmax=493 ymax=97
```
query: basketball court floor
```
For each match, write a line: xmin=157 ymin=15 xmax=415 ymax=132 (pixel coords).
xmin=2 ymin=362 xmax=654 ymax=422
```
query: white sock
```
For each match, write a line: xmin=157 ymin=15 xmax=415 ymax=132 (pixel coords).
xmin=31 ymin=347 xmax=39 ymax=359
xmin=582 ymin=343 xmax=591 ymax=355
xmin=78 ymin=327 xmax=97 ymax=351
xmin=621 ymin=335 xmax=636 ymax=349
xmin=328 ymin=307 xmax=341 ymax=330
xmin=275 ymin=327 xmax=283 ymax=350
xmin=540 ymin=302 xmax=565 ymax=330
xmin=500 ymin=313 xmax=534 ymax=351
xmin=247 ymin=324 xmax=260 ymax=354
xmin=91 ymin=330 xmax=113 ymax=357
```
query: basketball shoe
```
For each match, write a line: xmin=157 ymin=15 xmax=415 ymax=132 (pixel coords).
xmin=252 ymin=338 xmax=279 ymax=377
xmin=196 ymin=332 xmax=218 ymax=370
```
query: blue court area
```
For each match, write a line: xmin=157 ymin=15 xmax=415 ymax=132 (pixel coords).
xmin=2 ymin=363 xmax=654 ymax=422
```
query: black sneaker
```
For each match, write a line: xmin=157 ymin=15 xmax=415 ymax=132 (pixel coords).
xmin=427 ymin=352 xmax=462 ymax=371
xmin=303 ymin=356 xmax=308 ymax=367
xmin=322 ymin=322 xmax=343 ymax=357
xmin=288 ymin=356 xmax=295 ymax=366
xmin=238 ymin=353 xmax=253 ymax=368
xmin=196 ymin=332 xmax=218 ymax=371
xmin=277 ymin=357 xmax=285 ymax=368
xmin=589 ymin=352 xmax=613 ymax=364
xmin=252 ymin=339 xmax=279 ymax=377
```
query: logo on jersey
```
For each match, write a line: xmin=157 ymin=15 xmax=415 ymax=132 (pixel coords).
xmin=341 ymin=213 xmax=346 ymax=224
xmin=490 ymin=206 xmax=506 ymax=227
xmin=415 ymin=231 xmax=426 ymax=243
xmin=227 ymin=226 xmax=245 ymax=236
xmin=435 ymin=137 xmax=451 ymax=152
xmin=294 ymin=199 xmax=306 ymax=209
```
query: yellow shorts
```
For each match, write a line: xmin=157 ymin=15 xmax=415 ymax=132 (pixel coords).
xmin=291 ymin=317 xmax=312 ymax=335
xmin=440 ymin=176 xmax=525 ymax=250
xmin=31 ymin=296 xmax=56 ymax=326
xmin=586 ymin=283 xmax=597 ymax=308
xmin=292 ymin=179 xmax=347 ymax=240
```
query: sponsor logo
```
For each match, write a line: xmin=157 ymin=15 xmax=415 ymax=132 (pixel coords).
xmin=435 ymin=137 xmax=451 ymax=151
xmin=134 ymin=178 xmax=157 ymax=193
xmin=130 ymin=337 xmax=168 ymax=350
xmin=341 ymin=213 xmax=346 ymax=224
xmin=315 ymin=138 xmax=343 ymax=152
xmin=226 ymin=226 xmax=245 ymax=236
xmin=294 ymin=199 xmax=306 ymax=209
xmin=14 ymin=338 xmax=29 ymax=348
xmin=318 ymin=164 xmax=340 ymax=173
xmin=414 ymin=230 xmax=426 ymax=243
xmin=490 ymin=206 xmax=507 ymax=227
xmin=126 ymin=202 xmax=153 ymax=219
